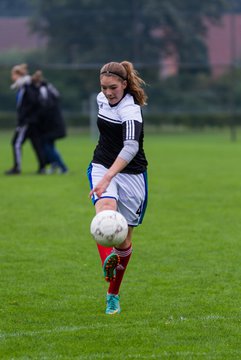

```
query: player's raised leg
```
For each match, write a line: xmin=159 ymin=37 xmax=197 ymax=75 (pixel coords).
xmin=105 ymin=227 xmax=133 ymax=315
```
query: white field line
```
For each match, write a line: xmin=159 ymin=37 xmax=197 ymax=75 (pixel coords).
xmin=0 ymin=314 xmax=239 ymax=341
xmin=0 ymin=324 xmax=109 ymax=340
xmin=3 ymin=351 xmax=241 ymax=360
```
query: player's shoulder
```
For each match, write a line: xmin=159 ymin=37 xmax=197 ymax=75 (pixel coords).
xmin=118 ymin=94 xmax=142 ymax=122
xmin=97 ymin=92 xmax=108 ymax=106
xmin=117 ymin=93 xmax=141 ymax=113
xmin=119 ymin=93 xmax=138 ymax=108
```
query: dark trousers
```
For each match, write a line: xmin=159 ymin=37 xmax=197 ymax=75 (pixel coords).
xmin=11 ymin=124 xmax=46 ymax=172
xmin=44 ymin=139 xmax=68 ymax=171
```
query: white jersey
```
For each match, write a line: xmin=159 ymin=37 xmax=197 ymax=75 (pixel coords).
xmin=92 ymin=92 xmax=148 ymax=174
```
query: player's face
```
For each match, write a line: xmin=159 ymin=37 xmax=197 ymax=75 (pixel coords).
xmin=11 ymin=71 xmax=20 ymax=82
xmin=101 ymin=76 xmax=127 ymax=105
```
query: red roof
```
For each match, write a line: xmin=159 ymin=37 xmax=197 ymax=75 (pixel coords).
xmin=0 ymin=17 xmax=46 ymax=51
xmin=206 ymin=14 xmax=241 ymax=76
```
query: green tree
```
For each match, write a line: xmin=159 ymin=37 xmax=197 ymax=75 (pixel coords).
xmin=29 ymin=0 xmax=150 ymax=64
xmin=145 ymin=0 xmax=227 ymax=72
xmin=29 ymin=0 xmax=227 ymax=68
xmin=227 ymin=0 xmax=241 ymax=11
xmin=0 ymin=0 xmax=32 ymax=16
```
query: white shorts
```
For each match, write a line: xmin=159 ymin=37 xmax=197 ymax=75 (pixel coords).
xmin=87 ymin=163 xmax=148 ymax=227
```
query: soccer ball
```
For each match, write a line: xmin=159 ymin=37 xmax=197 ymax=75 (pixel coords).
xmin=90 ymin=210 xmax=128 ymax=247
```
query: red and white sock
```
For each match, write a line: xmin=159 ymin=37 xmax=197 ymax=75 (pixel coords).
xmin=96 ymin=243 xmax=113 ymax=265
xmin=108 ymin=244 xmax=133 ymax=295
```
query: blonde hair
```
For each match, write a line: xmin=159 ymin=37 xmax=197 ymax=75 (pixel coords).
xmin=11 ymin=63 xmax=28 ymax=77
xmin=100 ymin=61 xmax=147 ymax=106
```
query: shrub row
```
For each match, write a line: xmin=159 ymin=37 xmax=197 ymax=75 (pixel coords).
xmin=0 ymin=111 xmax=240 ymax=129
xmin=0 ymin=112 xmax=89 ymax=129
xmin=144 ymin=112 xmax=240 ymax=127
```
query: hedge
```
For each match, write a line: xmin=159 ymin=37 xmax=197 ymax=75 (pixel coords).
xmin=0 ymin=111 xmax=240 ymax=129
xmin=0 ymin=112 xmax=89 ymax=129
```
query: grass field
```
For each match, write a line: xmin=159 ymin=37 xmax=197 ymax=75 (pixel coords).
xmin=0 ymin=129 xmax=240 ymax=359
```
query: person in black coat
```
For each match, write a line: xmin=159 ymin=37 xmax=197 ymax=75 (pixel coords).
xmin=32 ymin=70 xmax=68 ymax=174
xmin=5 ymin=64 xmax=46 ymax=175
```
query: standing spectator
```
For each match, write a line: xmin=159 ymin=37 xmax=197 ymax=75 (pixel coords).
xmin=87 ymin=61 xmax=148 ymax=315
xmin=31 ymin=70 xmax=68 ymax=174
xmin=5 ymin=64 xmax=46 ymax=175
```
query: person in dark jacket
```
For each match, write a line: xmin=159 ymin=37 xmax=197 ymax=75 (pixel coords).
xmin=5 ymin=64 xmax=46 ymax=175
xmin=32 ymin=71 xmax=68 ymax=174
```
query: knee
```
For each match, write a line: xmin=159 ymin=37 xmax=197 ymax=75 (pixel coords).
xmin=95 ymin=198 xmax=117 ymax=213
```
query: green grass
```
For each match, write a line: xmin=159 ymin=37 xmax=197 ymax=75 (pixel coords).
xmin=0 ymin=129 xmax=240 ymax=359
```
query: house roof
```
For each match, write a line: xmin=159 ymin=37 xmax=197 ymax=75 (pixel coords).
xmin=206 ymin=14 xmax=241 ymax=75
xmin=0 ymin=17 xmax=46 ymax=51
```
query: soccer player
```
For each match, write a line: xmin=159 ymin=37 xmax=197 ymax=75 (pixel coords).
xmin=87 ymin=61 xmax=148 ymax=315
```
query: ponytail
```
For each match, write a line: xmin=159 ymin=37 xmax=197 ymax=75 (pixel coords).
xmin=121 ymin=61 xmax=147 ymax=106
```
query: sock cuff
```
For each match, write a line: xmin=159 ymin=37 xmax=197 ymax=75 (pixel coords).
xmin=113 ymin=245 xmax=132 ymax=257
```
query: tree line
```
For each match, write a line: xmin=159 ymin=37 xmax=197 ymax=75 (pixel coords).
xmin=1 ymin=0 xmax=241 ymax=130
xmin=0 ymin=0 xmax=236 ymax=67
xmin=30 ymin=0 xmax=226 ymax=68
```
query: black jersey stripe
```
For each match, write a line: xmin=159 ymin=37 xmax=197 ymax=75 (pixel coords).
xmin=98 ymin=113 xmax=122 ymax=124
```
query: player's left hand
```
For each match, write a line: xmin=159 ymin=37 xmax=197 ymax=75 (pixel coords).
xmin=89 ymin=175 xmax=111 ymax=198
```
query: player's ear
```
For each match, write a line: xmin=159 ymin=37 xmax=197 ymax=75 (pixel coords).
xmin=122 ymin=80 xmax=127 ymax=89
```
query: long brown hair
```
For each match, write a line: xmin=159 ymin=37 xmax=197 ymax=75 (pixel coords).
xmin=100 ymin=61 xmax=147 ymax=106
